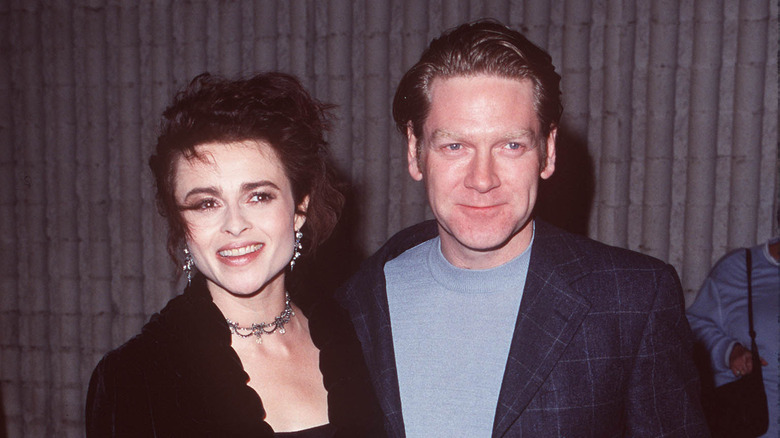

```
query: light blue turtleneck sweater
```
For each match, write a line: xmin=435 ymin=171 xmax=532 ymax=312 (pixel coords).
xmin=385 ymin=235 xmax=532 ymax=437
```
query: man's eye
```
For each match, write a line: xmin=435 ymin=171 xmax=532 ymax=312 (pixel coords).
xmin=445 ymin=143 xmax=462 ymax=151
xmin=506 ymin=142 xmax=525 ymax=150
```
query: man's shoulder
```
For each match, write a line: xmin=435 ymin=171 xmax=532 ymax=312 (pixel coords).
xmin=361 ymin=220 xmax=438 ymax=271
xmin=337 ymin=221 xmax=438 ymax=304
xmin=382 ymin=220 xmax=440 ymax=258
xmin=533 ymin=221 xmax=683 ymax=319
xmin=534 ymin=220 xmax=669 ymax=272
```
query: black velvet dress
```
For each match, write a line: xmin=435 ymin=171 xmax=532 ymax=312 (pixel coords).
xmin=86 ymin=274 xmax=384 ymax=437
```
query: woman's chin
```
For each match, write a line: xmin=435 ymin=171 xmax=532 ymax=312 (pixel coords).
xmin=205 ymin=277 xmax=260 ymax=298
xmin=227 ymin=280 xmax=275 ymax=297
xmin=205 ymin=266 xmax=287 ymax=298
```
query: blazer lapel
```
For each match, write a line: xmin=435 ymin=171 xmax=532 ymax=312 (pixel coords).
xmin=357 ymin=276 xmax=406 ymax=437
xmin=339 ymin=221 xmax=438 ymax=438
xmin=492 ymin=223 xmax=592 ymax=437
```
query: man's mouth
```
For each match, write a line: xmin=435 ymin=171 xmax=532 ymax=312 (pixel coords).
xmin=460 ymin=203 xmax=504 ymax=210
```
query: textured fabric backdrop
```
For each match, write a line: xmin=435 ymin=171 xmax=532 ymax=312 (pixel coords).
xmin=0 ymin=1 xmax=777 ymax=436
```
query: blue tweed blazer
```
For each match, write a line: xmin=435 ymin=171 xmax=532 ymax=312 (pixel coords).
xmin=336 ymin=220 xmax=710 ymax=437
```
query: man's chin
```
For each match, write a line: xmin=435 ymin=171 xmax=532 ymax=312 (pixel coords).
xmin=444 ymin=229 xmax=518 ymax=252
xmin=437 ymin=220 xmax=534 ymax=258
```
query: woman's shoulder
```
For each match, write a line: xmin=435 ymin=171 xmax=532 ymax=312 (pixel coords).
xmin=91 ymin=329 xmax=157 ymax=380
xmin=92 ymin=282 xmax=234 ymax=381
xmin=85 ymin=310 xmax=177 ymax=437
xmin=86 ymin=292 xmax=197 ymax=411
xmin=86 ymin=283 xmax=274 ymax=436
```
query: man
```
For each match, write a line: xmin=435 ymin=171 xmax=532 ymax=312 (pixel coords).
xmin=337 ymin=20 xmax=709 ymax=437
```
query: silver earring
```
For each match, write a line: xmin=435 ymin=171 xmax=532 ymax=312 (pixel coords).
xmin=290 ymin=230 xmax=303 ymax=270
xmin=183 ymin=247 xmax=194 ymax=285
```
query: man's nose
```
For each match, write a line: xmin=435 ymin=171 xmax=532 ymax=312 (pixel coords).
xmin=464 ymin=151 xmax=500 ymax=192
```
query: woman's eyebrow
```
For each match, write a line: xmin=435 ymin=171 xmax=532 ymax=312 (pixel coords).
xmin=183 ymin=186 xmax=220 ymax=201
xmin=242 ymin=181 xmax=280 ymax=192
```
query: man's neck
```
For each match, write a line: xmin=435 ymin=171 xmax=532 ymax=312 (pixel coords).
xmin=439 ymin=221 xmax=534 ymax=270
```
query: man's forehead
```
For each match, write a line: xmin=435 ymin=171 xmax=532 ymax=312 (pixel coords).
xmin=422 ymin=74 xmax=539 ymax=123
xmin=427 ymin=73 xmax=532 ymax=91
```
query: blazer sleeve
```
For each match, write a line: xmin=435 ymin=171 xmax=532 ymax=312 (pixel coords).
xmin=623 ymin=265 xmax=710 ymax=437
xmin=85 ymin=352 xmax=156 ymax=437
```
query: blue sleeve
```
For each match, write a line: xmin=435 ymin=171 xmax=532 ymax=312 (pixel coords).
xmin=686 ymin=260 xmax=740 ymax=374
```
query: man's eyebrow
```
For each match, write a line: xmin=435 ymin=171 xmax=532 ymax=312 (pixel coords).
xmin=429 ymin=128 xmax=537 ymax=141
xmin=498 ymin=130 xmax=537 ymax=141
xmin=429 ymin=128 xmax=459 ymax=140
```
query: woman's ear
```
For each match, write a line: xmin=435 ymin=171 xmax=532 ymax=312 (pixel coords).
xmin=294 ymin=195 xmax=310 ymax=230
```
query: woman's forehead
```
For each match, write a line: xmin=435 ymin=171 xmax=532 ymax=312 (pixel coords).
xmin=173 ymin=141 xmax=288 ymax=193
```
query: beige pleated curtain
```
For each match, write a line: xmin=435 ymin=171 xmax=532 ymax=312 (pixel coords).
xmin=1 ymin=1 xmax=778 ymax=436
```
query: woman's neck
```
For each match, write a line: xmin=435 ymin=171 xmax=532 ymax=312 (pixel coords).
xmin=208 ymin=276 xmax=289 ymax=325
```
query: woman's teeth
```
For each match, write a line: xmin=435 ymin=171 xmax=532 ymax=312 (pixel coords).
xmin=218 ymin=244 xmax=262 ymax=257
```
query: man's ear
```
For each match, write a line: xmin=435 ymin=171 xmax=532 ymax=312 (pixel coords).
xmin=294 ymin=195 xmax=310 ymax=231
xmin=407 ymin=125 xmax=423 ymax=181
xmin=540 ymin=127 xmax=557 ymax=180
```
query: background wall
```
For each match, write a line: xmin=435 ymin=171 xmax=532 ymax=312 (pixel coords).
xmin=0 ymin=0 xmax=777 ymax=436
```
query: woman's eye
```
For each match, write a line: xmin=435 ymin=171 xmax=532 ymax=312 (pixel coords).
xmin=250 ymin=192 xmax=275 ymax=203
xmin=178 ymin=197 xmax=222 ymax=213
xmin=198 ymin=199 xmax=218 ymax=210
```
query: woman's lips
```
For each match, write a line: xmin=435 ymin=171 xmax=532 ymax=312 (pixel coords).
xmin=217 ymin=243 xmax=263 ymax=265
xmin=218 ymin=243 xmax=263 ymax=257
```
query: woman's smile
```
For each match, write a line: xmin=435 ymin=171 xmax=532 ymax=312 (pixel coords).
xmin=174 ymin=141 xmax=306 ymax=297
xmin=218 ymin=243 xmax=264 ymax=258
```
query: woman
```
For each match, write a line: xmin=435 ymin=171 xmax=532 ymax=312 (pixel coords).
xmin=86 ymin=73 xmax=383 ymax=437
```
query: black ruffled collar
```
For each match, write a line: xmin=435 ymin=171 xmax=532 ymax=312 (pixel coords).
xmin=141 ymin=274 xmax=274 ymax=435
xmin=141 ymin=274 xmax=384 ymax=437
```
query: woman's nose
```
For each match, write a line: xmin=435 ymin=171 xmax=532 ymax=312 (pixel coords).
xmin=221 ymin=205 xmax=251 ymax=235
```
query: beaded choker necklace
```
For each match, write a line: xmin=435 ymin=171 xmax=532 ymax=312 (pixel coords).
xmin=225 ymin=292 xmax=294 ymax=344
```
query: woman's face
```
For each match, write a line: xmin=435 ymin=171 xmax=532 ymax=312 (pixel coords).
xmin=174 ymin=140 xmax=307 ymax=297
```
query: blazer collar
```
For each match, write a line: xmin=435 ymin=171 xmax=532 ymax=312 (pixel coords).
xmin=343 ymin=220 xmax=594 ymax=438
xmin=492 ymin=220 xmax=592 ymax=436
xmin=339 ymin=221 xmax=439 ymax=437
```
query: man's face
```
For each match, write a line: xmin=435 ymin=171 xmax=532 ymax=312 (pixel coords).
xmin=408 ymin=75 xmax=556 ymax=269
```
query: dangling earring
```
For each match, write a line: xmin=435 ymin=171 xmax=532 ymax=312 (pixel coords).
xmin=290 ymin=230 xmax=303 ymax=270
xmin=182 ymin=247 xmax=194 ymax=285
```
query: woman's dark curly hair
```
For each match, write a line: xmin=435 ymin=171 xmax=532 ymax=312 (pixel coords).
xmin=149 ymin=72 xmax=345 ymax=265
